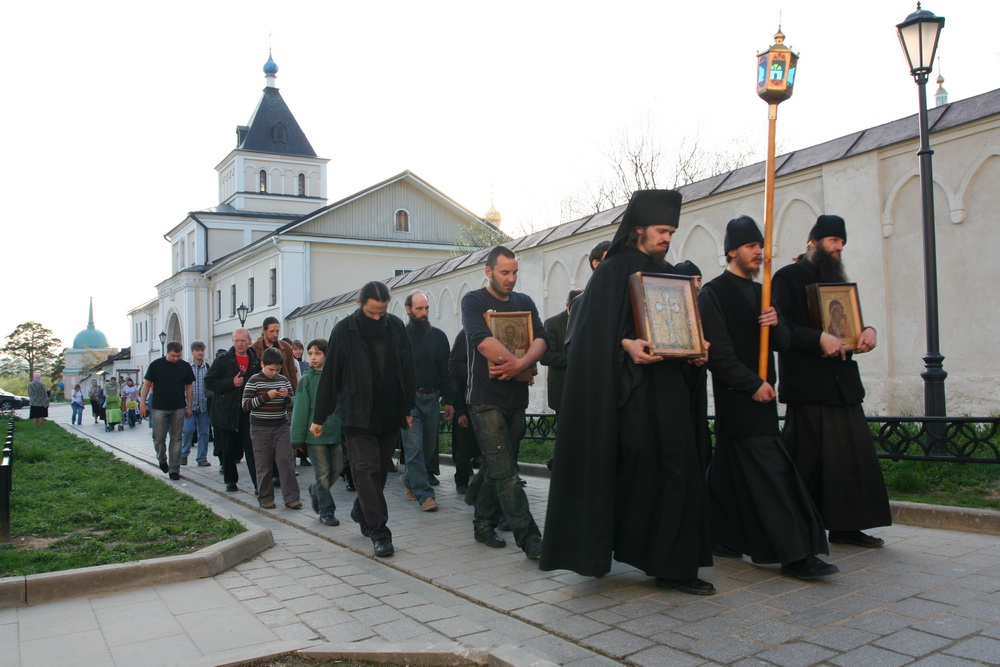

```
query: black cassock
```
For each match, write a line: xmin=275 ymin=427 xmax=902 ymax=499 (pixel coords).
xmin=539 ymin=248 xmax=710 ymax=580
xmin=699 ymin=270 xmax=827 ymax=565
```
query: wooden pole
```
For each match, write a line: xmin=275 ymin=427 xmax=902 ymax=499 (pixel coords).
xmin=758 ymin=103 xmax=778 ymax=380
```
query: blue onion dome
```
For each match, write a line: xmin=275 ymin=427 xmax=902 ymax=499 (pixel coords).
xmin=263 ymin=54 xmax=278 ymax=77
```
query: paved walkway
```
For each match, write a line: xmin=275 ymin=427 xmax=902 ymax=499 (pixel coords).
xmin=3 ymin=403 xmax=1000 ymax=666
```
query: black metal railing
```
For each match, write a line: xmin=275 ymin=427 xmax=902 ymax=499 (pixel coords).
xmin=441 ymin=413 xmax=1000 ymax=464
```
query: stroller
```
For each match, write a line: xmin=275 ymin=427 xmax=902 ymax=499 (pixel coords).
xmin=125 ymin=399 xmax=139 ymax=428
xmin=104 ymin=394 xmax=124 ymax=432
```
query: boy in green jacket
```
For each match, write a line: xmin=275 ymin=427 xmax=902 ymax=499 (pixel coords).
xmin=291 ymin=338 xmax=344 ymax=526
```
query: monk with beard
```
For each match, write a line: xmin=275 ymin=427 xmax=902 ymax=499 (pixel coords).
xmin=772 ymin=215 xmax=891 ymax=549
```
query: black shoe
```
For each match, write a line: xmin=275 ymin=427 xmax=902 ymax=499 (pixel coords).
xmin=346 ymin=482 xmax=356 ymax=492
xmin=655 ymin=578 xmax=716 ymax=596
xmin=308 ymin=485 xmax=319 ymax=514
xmin=226 ymin=483 xmax=238 ymax=492
xmin=169 ymin=472 xmax=180 ymax=480
xmin=829 ymin=531 xmax=884 ymax=548
xmin=300 ymin=458 xmax=312 ymax=467
xmin=272 ymin=476 xmax=281 ymax=488
xmin=159 ymin=460 xmax=169 ymax=473
xmin=320 ymin=515 xmax=340 ymax=526
xmin=713 ymin=544 xmax=742 ymax=558
xmin=524 ymin=534 xmax=543 ymax=560
xmin=428 ymin=474 xmax=439 ymax=486
xmin=456 ymin=484 xmax=469 ymax=495
xmin=352 ymin=512 xmax=371 ymax=537
xmin=497 ymin=517 xmax=511 ymax=532
xmin=518 ymin=478 xmax=527 ymax=486
xmin=781 ymin=555 xmax=840 ymax=580
xmin=474 ymin=531 xmax=506 ymax=548
xmin=373 ymin=537 xmax=394 ymax=557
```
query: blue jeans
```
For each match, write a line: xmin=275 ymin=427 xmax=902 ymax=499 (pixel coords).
xmin=71 ymin=402 xmax=84 ymax=424
xmin=152 ymin=408 xmax=186 ymax=474
xmin=402 ymin=392 xmax=440 ymax=502
xmin=468 ymin=404 xmax=540 ymax=552
xmin=307 ymin=441 xmax=343 ymax=518
xmin=181 ymin=409 xmax=211 ymax=461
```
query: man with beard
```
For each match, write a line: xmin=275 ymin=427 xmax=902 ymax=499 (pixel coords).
xmin=206 ymin=328 xmax=261 ymax=493
xmin=461 ymin=245 xmax=548 ymax=559
xmin=539 ymin=189 xmax=714 ymax=595
xmin=400 ymin=291 xmax=455 ymax=511
xmin=699 ymin=216 xmax=837 ymax=580
xmin=311 ymin=281 xmax=415 ymax=558
xmin=772 ymin=215 xmax=891 ymax=548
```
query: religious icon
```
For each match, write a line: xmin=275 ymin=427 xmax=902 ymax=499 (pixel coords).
xmin=628 ymin=272 xmax=706 ymax=358
xmin=484 ymin=311 xmax=533 ymax=366
xmin=806 ymin=283 xmax=864 ymax=351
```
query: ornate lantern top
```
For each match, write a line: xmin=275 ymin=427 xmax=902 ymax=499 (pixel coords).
xmin=757 ymin=27 xmax=799 ymax=105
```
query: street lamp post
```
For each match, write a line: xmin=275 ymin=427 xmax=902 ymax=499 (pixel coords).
xmin=896 ymin=3 xmax=947 ymax=419
xmin=158 ymin=331 xmax=167 ymax=358
xmin=236 ymin=303 xmax=249 ymax=327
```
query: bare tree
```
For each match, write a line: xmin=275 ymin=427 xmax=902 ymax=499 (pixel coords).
xmin=451 ymin=220 xmax=511 ymax=256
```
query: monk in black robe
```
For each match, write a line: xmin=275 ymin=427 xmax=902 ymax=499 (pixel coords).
xmin=700 ymin=216 xmax=835 ymax=580
xmin=539 ymin=189 xmax=713 ymax=595
xmin=771 ymin=215 xmax=891 ymax=548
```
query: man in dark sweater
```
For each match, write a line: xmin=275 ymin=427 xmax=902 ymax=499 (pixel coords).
xmin=772 ymin=215 xmax=891 ymax=548
xmin=400 ymin=292 xmax=454 ymax=511
xmin=461 ymin=246 xmax=548 ymax=560
xmin=311 ymin=281 xmax=415 ymax=558
xmin=699 ymin=216 xmax=836 ymax=580
xmin=140 ymin=341 xmax=194 ymax=480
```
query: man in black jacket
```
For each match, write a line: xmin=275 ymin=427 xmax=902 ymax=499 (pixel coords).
xmin=205 ymin=328 xmax=260 ymax=494
xmin=311 ymin=281 xmax=415 ymax=558
xmin=772 ymin=215 xmax=891 ymax=548
xmin=699 ymin=217 xmax=836 ymax=580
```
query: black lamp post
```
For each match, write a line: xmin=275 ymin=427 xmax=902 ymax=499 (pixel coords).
xmin=896 ymin=3 xmax=947 ymax=418
xmin=236 ymin=303 xmax=249 ymax=327
xmin=158 ymin=331 xmax=167 ymax=358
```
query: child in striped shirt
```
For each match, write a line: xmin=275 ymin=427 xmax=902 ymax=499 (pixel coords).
xmin=242 ymin=347 xmax=302 ymax=510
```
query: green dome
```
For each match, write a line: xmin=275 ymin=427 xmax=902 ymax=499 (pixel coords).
xmin=73 ymin=326 xmax=109 ymax=349
xmin=73 ymin=298 xmax=110 ymax=349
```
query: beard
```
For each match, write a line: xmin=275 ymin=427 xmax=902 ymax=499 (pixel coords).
xmin=811 ymin=246 xmax=848 ymax=282
xmin=408 ymin=313 xmax=429 ymax=330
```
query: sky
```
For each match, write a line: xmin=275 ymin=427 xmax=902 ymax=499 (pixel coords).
xmin=3 ymin=0 xmax=996 ymax=352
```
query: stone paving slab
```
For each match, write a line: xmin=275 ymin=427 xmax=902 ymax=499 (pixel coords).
xmin=5 ymin=404 xmax=1000 ymax=666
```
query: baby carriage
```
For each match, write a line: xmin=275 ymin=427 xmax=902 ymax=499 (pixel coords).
xmin=125 ymin=399 xmax=139 ymax=428
xmin=104 ymin=394 xmax=124 ymax=432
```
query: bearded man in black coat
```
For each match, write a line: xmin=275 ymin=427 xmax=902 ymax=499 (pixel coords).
xmin=539 ymin=189 xmax=714 ymax=596
xmin=700 ymin=216 xmax=836 ymax=580
xmin=771 ymin=215 xmax=891 ymax=549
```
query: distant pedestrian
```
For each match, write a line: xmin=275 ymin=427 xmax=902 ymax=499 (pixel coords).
xmin=28 ymin=372 xmax=49 ymax=427
xmin=71 ymin=383 xmax=86 ymax=425
xmin=140 ymin=341 xmax=194 ymax=480
xmin=180 ymin=341 xmax=212 ymax=467
xmin=88 ymin=379 xmax=104 ymax=423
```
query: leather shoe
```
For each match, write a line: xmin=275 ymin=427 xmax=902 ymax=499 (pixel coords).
xmin=285 ymin=500 xmax=303 ymax=510
xmin=158 ymin=460 xmax=169 ymax=473
xmin=655 ymin=578 xmax=716 ymax=596
xmin=225 ymin=483 xmax=238 ymax=492
xmin=169 ymin=472 xmax=180 ymax=481
xmin=781 ymin=555 xmax=839 ymax=580
xmin=420 ymin=497 xmax=438 ymax=512
xmin=198 ymin=460 xmax=211 ymax=467
xmin=320 ymin=515 xmax=340 ymax=526
xmin=352 ymin=512 xmax=371 ymax=537
xmin=474 ymin=531 xmax=506 ymax=548
xmin=524 ymin=534 xmax=543 ymax=560
xmin=373 ymin=537 xmax=394 ymax=557
xmin=456 ymin=484 xmax=469 ymax=495
xmin=829 ymin=531 xmax=884 ymax=548
xmin=428 ymin=474 xmax=440 ymax=486
xmin=713 ymin=544 xmax=742 ymax=558
xmin=405 ymin=487 xmax=417 ymax=501
xmin=259 ymin=500 xmax=277 ymax=509
xmin=181 ymin=456 xmax=188 ymax=466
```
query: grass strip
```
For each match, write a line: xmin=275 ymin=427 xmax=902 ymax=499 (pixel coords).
xmin=1 ymin=418 xmax=245 ymax=577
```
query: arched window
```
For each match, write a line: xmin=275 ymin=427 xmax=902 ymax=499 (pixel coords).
xmin=395 ymin=209 xmax=410 ymax=233
xmin=297 ymin=173 xmax=305 ymax=196
xmin=259 ymin=170 xmax=267 ymax=193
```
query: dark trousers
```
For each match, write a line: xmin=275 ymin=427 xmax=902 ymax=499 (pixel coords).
xmin=347 ymin=432 xmax=398 ymax=541
xmin=452 ymin=419 xmax=479 ymax=487
xmin=469 ymin=404 xmax=540 ymax=552
xmin=220 ymin=411 xmax=256 ymax=490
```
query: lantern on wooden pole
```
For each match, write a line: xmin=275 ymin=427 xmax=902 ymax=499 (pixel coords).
xmin=756 ymin=27 xmax=799 ymax=380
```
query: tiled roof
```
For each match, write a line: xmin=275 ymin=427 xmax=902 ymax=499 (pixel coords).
xmin=239 ymin=87 xmax=317 ymax=157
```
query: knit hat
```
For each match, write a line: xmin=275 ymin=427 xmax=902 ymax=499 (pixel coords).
xmin=809 ymin=214 xmax=847 ymax=243
xmin=724 ymin=216 xmax=764 ymax=253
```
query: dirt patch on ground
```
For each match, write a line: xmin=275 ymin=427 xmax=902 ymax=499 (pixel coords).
xmin=9 ymin=536 xmax=61 ymax=550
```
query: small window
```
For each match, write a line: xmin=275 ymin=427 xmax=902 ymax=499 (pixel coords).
xmin=216 ymin=290 xmax=222 ymax=321
xmin=395 ymin=209 xmax=410 ymax=232
xmin=248 ymin=278 xmax=255 ymax=312
xmin=269 ymin=269 xmax=277 ymax=306
xmin=393 ymin=268 xmax=414 ymax=277
xmin=230 ymin=285 xmax=236 ymax=317
xmin=259 ymin=170 xmax=267 ymax=193
xmin=273 ymin=123 xmax=286 ymax=143
xmin=297 ymin=173 xmax=305 ymax=196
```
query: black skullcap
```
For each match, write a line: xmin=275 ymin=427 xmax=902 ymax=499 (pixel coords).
xmin=809 ymin=214 xmax=847 ymax=243
xmin=673 ymin=260 xmax=702 ymax=277
xmin=724 ymin=216 xmax=764 ymax=254
xmin=608 ymin=189 xmax=683 ymax=257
